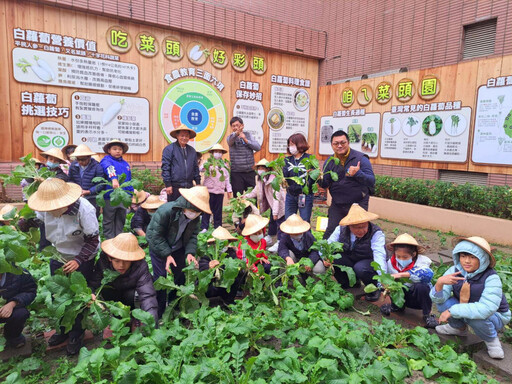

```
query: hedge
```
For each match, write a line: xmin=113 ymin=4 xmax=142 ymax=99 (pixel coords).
xmin=374 ymin=175 xmax=512 ymax=220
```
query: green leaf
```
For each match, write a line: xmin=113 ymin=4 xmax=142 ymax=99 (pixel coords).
xmin=422 ymin=365 xmax=438 ymax=379
xmin=363 ymin=283 xmax=378 ymax=293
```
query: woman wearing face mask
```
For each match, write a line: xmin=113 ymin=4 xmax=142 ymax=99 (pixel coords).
xmin=278 ymin=214 xmax=325 ymax=275
xmin=130 ymin=195 xmax=166 ymax=237
xmin=236 ymin=214 xmax=271 ymax=274
xmin=40 ymin=148 xmax=69 ymax=181
xmin=383 ymin=233 xmax=439 ymax=329
xmin=200 ymin=144 xmax=233 ymax=232
xmin=244 ymin=159 xmax=286 ymax=253
xmin=146 ymin=185 xmax=212 ymax=317
xmin=283 ymin=133 xmax=314 ymax=222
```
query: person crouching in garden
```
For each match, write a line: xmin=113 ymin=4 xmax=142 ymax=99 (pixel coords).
xmin=237 ymin=214 xmax=271 ymax=274
xmin=25 ymin=178 xmax=99 ymax=355
xmin=0 ymin=268 xmax=37 ymax=349
xmin=130 ymin=190 xmax=150 ymax=213
xmin=131 ymin=195 xmax=165 ymax=238
xmin=431 ymin=236 xmax=510 ymax=360
xmin=278 ymin=214 xmax=325 ymax=275
xmin=200 ymin=144 xmax=233 ymax=233
xmin=326 ymin=203 xmax=386 ymax=302
xmin=382 ymin=233 xmax=438 ymax=328
xmin=146 ymin=186 xmax=211 ymax=317
xmin=91 ymin=233 xmax=158 ymax=326
xmin=40 ymin=148 xmax=69 ymax=181
xmin=199 ymin=226 xmax=246 ymax=305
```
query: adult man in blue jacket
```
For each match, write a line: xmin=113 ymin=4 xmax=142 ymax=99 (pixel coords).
xmin=319 ymin=130 xmax=375 ymax=239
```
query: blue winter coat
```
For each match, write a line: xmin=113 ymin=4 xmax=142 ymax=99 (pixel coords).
xmin=0 ymin=269 xmax=37 ymax=308
xmin=68 ymin=158 xmax=104 ymax=196
xmin=100 ymin=155 xmax=133 ymax=199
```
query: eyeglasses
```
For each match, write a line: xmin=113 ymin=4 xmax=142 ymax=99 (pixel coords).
xmin=332 ymin=141 xmax=349 ymax=147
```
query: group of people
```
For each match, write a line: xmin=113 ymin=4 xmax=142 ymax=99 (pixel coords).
xmin=0 ymin=120 xmax=509 ymax=361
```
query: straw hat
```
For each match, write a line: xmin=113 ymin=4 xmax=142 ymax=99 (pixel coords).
xmin=141 ymin=195 xmax=166 ymax=210
xmin=208 ymin=143 xmax=227 ymax=153
xmin=62 ymin=144 xmax=77 ymax=156
xmin=34 ymin=159 xmax=45 ymax=167
xmin=241 ymin=214 xmax=270 ymax=236
xmin=207 ymin=226 xmax=238 ymax=243
xmin=131 ymin=190 xmax=148 ymax=204
xmin=339 ymin=203 xmax=379 ymax=226
xmin=179 ymin=186 xmax=212 ymax=214
xmin=452 ymin=236 xmax=496 ymax=268
xmin=28 ymin=178 xmax=82 ymax=212
xmin=254 ymin=158 xmax=269 ymax=169
xmin=101 ymin=233 xmax=145 ymax=261
xmin=386 ymin=233 xmax=426 ymax=254
xmin=71 ymin=144 xmax=96 ymax=158
xmin=92 ymin=154 xmax=102 ymax=162
xmin=40 ymin=148 xmax=67 ymax=164
xmin=0 ymin=204 xmax=17 ymax=221
xmin=280 ymin=214 xmax=311 ymax=235
xmin=103 ymin=139 xmax=129 ymax=154
xmin=170 ymin=124 xmax=197 ymax=139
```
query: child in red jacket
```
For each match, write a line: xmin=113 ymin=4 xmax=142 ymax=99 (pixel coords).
xmin=236 ymin=214 xmax=271 ymax=273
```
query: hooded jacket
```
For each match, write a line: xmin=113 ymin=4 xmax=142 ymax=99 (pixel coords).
xmin=146 ymin=197 xmax=200 ymax=259
xmin=430 ymin=240 xmax=511 ymax=324
xmin=244 ymin=174 xmax=286 ymax=219
xmin=100 ymin=154 xmax=133 ymax=199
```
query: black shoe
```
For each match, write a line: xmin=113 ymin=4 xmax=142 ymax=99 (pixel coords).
xmin=380 ymin=303 xmax=405 ymax=316
xmin=423 ymin=314 xmax=439 ymax=329
xmin=48 ymin=332 xmax=68 ymax=346
xmin=66 ymin=335 xmax=83 ymax=356
xmin=365 ymin=290 xmax=381 ymax=302
xmin=6 ymin=334 xmax=26 ymax=349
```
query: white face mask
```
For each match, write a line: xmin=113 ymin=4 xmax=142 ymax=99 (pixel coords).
xmin=183 ymin=209 xmax=201 ymax=220
xmin=397 ymin=258 xmax=413 ymax=269
xmin=213 ymin=152 xmax=223 ymax=159
xmin=257 ymin=169 xmax=265 ymax=176
xmin=250 ymin=233 xmax=264 ymax=243
xmin=289 ymin=145 xmax=298 ymax=155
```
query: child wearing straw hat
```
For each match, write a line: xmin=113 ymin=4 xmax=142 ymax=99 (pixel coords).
xmin=232 ymin=199 xmax=260 ymax=235
xmin=40 ymin=148 xmax=69 ymax=181
xmin=200 ymin=143 xmax=233 ymax=232
xmin=243 ymin=158 xmax=286 ymax=252
xmin=0 ymin=204 xmax=17 ymax=226
xmin=431 ymin=236 xmax=510 ymax=359
xmin=199 ymin=226 xmax=246 ymax=304
xmin=130 ymin=195 xmax=165 ymax=237
xmin=100 ymin=139 xmax=133 ymax=239
xmin=237 ymin=214 xmax=271 ymax=274
xmin=91 ymin=233 xmax=158 ymax=324
xmin=161 ymin=124 xmax=201 ymax=202
xmin=278 ymin=214 xmax=325 ymax=275
xmin=146 ymin=185 xmax=211 ymax=317
xmin=326 ymin=203 xmax=386 ymax=302
xmin=383 ymin=233 xmax=438 ymax=328
xmin=68 ymin=144 xmax=104 ymax=217
xmin=25 ymin=177 xmax=100 ymax=355
xmin=130 ymin=189 xmax=150 ymax=212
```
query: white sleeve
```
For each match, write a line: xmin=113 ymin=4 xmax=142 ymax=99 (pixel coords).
xmin=371 ymin=231 xmax=387 ymax=274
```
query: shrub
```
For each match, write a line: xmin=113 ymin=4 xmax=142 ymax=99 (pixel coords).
xmin=131 ymin=168 xmax=165 ymax=195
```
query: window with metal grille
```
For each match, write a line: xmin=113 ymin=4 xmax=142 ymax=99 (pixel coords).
xmin=462 ymin=19 xmax=497 ymax=60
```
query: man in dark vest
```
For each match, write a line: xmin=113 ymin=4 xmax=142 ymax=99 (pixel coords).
xmin=325 ymin=204 xmax=386 ymax=302
xmin=320 ymin=130 xmax=375 ymax=239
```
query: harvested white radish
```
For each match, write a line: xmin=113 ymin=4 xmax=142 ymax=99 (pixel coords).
xmin=34 ymin=56 xmax=55 ymax=81
xmin=102 ymin=99 xmax=125 ymax=126
xmin=429 ymin=120 xmax=437 ymax=135
xmin=189 ymin=44 xmax=203 ymax=61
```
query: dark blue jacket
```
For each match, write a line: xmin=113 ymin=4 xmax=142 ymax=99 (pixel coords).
xmin=278 ymin=231 xmax=320 ymax=264
xmin=68 ymin=158 xmax=104 ymax=196
xmin=161 ymin=142 xmax=200 ymax=188
xmin=100 ymin=155 xmax=133 ymax=199
xmin=131 ymin=207 xmax=151 ymax=233
xmin=283 ymin=154 xmax=314 ymax=196
xmin=336 ymin=222 xmax=382 ymax=264
xmin=319 ymin=149 xmax=375 ymax=206
xmin=0 ymin=270 xmax=37 ymax=308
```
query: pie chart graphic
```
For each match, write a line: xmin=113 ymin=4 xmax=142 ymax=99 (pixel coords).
xmin=159 ymin=79 xmax=228 ymax=152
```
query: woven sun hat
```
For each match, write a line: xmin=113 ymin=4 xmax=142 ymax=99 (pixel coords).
xmin=71 ymin=144 xmax=96 ymax=158
xmin=254 ymin=158 xmax=269 ymax=169
xmin=207 ymin=226 xmax=238 ymax=243
xmin=40 ymin=148 xmax=67 ymax=164
xmin=170 ymin=123 xmax=197 ymax=139
xmin=241 ymin=214 xmax=270 ymax=236
xmin=131 ymin=190 xmax=149 ymax=204
xmin=101 ymin=233 xmax=145 ymax=261
xmin=62 ymin=144 xmax=77 ymax=155
xmin=179 ymin=186 xmax=212 ymax=214
xmin=34 ymin=159 xmax=45 ymax=167
xmin=28 ymin=178 xmax=82 ymax=212
xmin=92 ymin=154 xmax=102 ymax=162
xmin=386 ymin=233 xmax=426 ymax=254
xmin=339 ymin=203 xmax=379 ymax=226
xmin=141 ymin=195 xmax=166 ymax=210
xmin=452 ymin=236 xmax=496 ymax=268
xmin=103 ymin=139 xmax=129 ymax=154
xmin=280 ymin=214 xmax=311 ymax=235
xmin=0 ymin=204 xmax=17 ymax=221
xmin=208 ymin=143 xmax=227 ymax=153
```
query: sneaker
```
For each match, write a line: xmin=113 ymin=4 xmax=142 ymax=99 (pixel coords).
xmin=200 ymin=229 xmax=208 ymax=234
xmin=435 ymin=323 xmax=468 ymax=336
xmin=423 ymin=314 xmax=439 ymax=329
xmin=380 ymin=303 xmax=405 ymax=316
xmin=267 ymin=241 xmax=279 ymax=253
xmin=66 ymin=335 xmax=83 ymax=356
xmin=6 ymin=334 xmax=26 ymax=349
xmin=48 ymin=332 xmax=68 ymax=346
xmin=485 ymin=338 xmax=505 ymax=359
xmin=365 ymin=290 xmax=381 ymax=302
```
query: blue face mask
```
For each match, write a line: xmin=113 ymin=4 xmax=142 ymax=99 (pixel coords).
xmin=46 ymin=161 xmax=59 ymax=169
xmin=397 ymin=258 xmax=413 ymax=269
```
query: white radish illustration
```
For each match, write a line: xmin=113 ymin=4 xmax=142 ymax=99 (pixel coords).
xmin=16 ymin=57 xmax=54 ymax=82
xmin=34 ymin=56 xmax=56 ymax=80
xmin=189 ymin=44 xmax=204 ymax=61
xmin=102 ymin=99 xmax=125 ymax=126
